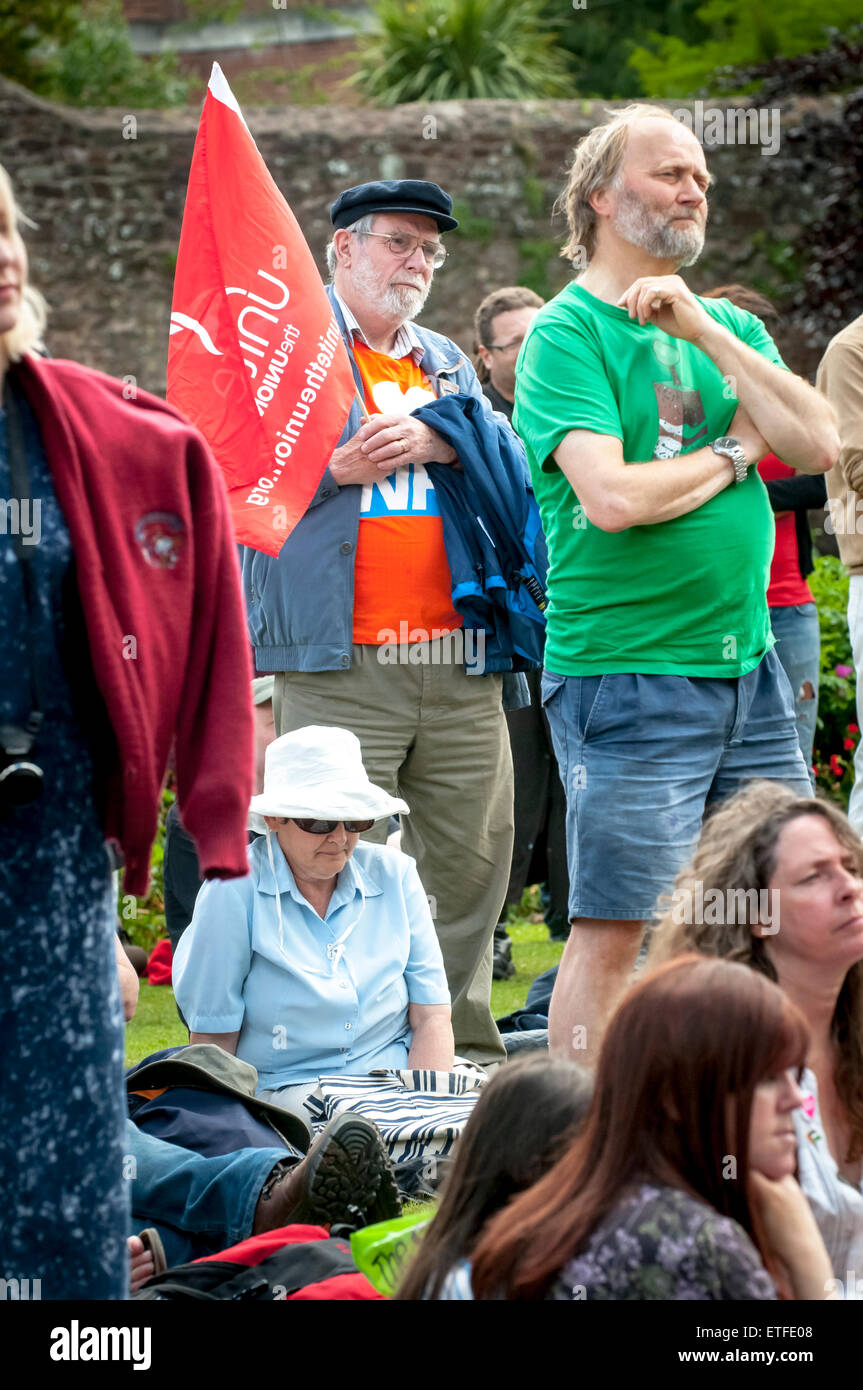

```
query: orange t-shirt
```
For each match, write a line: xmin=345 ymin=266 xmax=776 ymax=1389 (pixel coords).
xmin=351 ymin=339 xmax=462 ymax=645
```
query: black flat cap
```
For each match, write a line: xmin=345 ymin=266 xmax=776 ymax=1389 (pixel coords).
xmin=330 ymin=179 xmax=458 ymax=232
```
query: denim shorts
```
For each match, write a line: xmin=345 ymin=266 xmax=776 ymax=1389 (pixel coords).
xmin=541 ymin=649 xmax=813 ymax=923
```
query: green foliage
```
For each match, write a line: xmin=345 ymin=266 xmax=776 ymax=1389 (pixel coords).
xmin=117 ymin=786 xmax=173 ymax=952
xmin=539 ymin=0 xmax=710 ymax=100
xmin=351 ymin=0 xmax=573 ymax=106
xmin=748 ymin=232 xmax=803 ymax=286
xmin=0 ymin=0 xmax=82 ymax=87
xmin=230 ymin=55 xmax=346 ymax=107
xmin=628 ymin=0 xmax=862 ymax=98
xmin=521 ymin=175 xmax=546 ymax=219
xmin=449 ymin=198 xmax=495 ymax=245
xmin=809 ymin=554 xmax=858 ymax=805
xmin=183 ymin=0 xmax=245 ymax=24
xmin=517 ymin=236 xmax=563 ymax=299
xmin=2 ymin=0 xmax=189 ymax=107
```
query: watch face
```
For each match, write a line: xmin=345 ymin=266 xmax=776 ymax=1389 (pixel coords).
xmin=714 ymin=436 xmax=738 ymax=451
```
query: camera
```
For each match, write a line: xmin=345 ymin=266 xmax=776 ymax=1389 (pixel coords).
xmin=0 ymin=722 xmax=44 ymax=809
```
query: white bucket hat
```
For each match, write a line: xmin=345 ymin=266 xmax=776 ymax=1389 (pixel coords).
xmin=248 ymin=725 xmax=408 ymax=835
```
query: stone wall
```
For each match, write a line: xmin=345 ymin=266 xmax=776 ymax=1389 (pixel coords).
xmin=0 ymin=77 xmax=856 ymax=394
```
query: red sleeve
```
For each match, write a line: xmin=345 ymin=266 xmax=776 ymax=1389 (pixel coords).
xmin=173 ymin=431 xmax=254 ymax=880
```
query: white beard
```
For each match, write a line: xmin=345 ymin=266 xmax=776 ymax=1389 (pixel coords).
xmin=613 ymin=188 xmax=705 ymax=268
xmin=349 ymin=253 xmax=430 ymax=323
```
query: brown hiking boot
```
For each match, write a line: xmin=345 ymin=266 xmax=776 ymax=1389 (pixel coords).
xmin=252 ymin=1112 xmax=401 ymax=1236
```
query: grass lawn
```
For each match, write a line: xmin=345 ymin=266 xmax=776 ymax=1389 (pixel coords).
xmin=125 ymin=914 xmax=562 ymax=1067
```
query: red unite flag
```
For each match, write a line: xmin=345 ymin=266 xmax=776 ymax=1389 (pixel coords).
xmin=167 ymin=63 xmax=357 ymax=556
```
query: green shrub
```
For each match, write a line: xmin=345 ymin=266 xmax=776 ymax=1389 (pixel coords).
xmin=8 ymin=0 xmax=189 ymax=108
xmin=117 ymin=784 xmax=173 ymax=952
xmin=351 ymin=0 xmax=572 ymax=106
xmin=810 ymin=554 xmax=858 ymax=805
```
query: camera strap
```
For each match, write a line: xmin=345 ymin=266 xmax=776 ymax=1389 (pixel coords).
xmin=2 ymin=371 xmax=46 ymax=740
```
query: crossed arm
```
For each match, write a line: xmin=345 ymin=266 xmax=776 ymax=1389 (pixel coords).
xmin=554 ymin=277 xmax=840 ymax=533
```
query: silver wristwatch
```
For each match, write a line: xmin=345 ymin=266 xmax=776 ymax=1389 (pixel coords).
xmin=712 ymin=436 xmax=748 ymax=484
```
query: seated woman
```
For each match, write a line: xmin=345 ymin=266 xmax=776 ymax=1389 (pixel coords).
xmin=395 ymin=1055 xmax=593 ymax=1300
xmin=451 ymin=956 xmax=832 ymax=1300
xmin=649 ymin=779 xmax=863 ymax=1288
xmin=173 ymin=726 xmax=454 ymax=1126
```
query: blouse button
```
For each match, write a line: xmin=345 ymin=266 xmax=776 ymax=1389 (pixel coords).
xmin=345 ymin=1022 xmax=352 ymax=1030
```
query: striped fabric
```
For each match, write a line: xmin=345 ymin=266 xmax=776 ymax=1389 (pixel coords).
xmin=304 ymin=1066 xmax=486 ymax=1162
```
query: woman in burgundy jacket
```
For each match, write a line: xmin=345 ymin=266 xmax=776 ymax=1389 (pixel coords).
xmin=0 ymin=163 xmax=254 ymax=1298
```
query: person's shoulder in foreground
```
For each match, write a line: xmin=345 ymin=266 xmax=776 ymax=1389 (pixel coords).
xmin=24 ymin=354 xmax=204 ymax=440
xmin=548 ymin=1182 xmax=777 ymax=1301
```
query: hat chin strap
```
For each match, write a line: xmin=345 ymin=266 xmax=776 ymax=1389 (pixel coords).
xmin=265 ymin=826 xmax=290 ymax=965
xmin=264 ymin=826 xmax=364 ymax=976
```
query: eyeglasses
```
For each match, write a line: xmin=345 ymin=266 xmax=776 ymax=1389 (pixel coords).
xmin=288 ymin=817 xmax=376 ymax=834
xmin=486 ymin=338 xmax=526 ymax=354
xmin=353 ymin=230 xmax=447 ymax=269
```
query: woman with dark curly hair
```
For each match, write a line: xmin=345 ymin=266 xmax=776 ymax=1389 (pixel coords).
xmin=649 ymin=780 xmax=863 ymax=1284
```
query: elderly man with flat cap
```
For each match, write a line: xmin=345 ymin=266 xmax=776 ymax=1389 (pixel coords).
xmin=241 ymin=179 xmax=529 ymax=1068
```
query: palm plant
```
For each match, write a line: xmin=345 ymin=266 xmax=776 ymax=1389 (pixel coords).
xmin=351 ymin=0 xmax=573 ymax=105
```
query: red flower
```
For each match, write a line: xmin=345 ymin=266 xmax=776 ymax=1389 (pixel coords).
xmin=849 ymin=724 xmax=860 ymax=735
xmin=845 ymin=738 xmax=856 ymax=751
xmin=830 ymin=754 xmax=844 ymax=777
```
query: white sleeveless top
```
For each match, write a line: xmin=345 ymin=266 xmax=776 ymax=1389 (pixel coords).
xmin=795 ymin=1067 xmax=863 ymax=1296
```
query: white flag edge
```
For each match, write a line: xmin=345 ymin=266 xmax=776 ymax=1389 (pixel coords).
xmin=207 ymin=61 xmax=251 ymax=134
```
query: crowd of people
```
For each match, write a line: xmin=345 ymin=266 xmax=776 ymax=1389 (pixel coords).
xmin=3 ymin=97 xmax=863 ymax=1303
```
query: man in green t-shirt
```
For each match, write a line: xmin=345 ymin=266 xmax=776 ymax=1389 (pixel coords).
xmin=513 ymin=103 xmax=839 ymax=1067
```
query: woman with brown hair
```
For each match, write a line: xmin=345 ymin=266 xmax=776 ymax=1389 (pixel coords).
xmin=457 ymin=956 xmax=832 ymax=1300
xmin=396 ymin=1054 xmax=593 ymax=1300
xmin=649 ymin=780 xmax=863 ymax=1283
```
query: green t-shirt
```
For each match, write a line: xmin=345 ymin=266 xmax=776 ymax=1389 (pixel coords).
xmin=513 ymin=282 xmax=785 ymax=677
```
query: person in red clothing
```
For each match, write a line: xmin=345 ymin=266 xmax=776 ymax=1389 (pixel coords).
xmin=0 ymin=163 xmax=253 ymax=1299
xmin=705 ymin=287 xmax=826 ymax=781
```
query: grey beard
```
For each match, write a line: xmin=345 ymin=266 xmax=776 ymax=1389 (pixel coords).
xmin=613 ymin=190 xmax=705 ymax=268
xmin=379 ymin=282 xmax=429 ymax=321
xmin=350 ymin=256 xmax=430 ymax=323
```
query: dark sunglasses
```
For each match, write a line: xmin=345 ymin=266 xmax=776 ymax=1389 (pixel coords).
xmin=288 ymin=817 xmax=376 ymax=835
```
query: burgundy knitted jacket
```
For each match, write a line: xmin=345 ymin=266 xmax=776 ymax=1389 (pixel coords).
xmin=16 ymin=354 xmax=254 ymax=895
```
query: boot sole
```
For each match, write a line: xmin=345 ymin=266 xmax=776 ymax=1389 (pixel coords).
xmin=291 ymin=1114 xmax=401 ymax=1231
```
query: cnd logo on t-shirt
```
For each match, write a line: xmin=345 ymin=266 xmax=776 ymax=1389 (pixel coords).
xmin=360 ymin=461 xmax=440 ymax=517
xmin=350 ymin=340 xmax=457 ymax=644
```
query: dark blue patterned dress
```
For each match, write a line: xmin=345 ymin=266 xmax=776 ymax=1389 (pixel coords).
xmin=0 ymin=389 xmax=129 ymax=1298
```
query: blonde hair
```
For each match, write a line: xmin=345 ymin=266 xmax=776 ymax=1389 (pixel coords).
xmin=0 ymin=163 xmax=48 ymax=363
xmin=556 ymin=103 xmax=680 ymax=264
xmin=649 ymin=780 xmax=863 ymax=1163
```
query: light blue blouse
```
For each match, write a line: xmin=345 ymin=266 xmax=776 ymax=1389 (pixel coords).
xmin=172 ymin=836 xmax=450 ymax=1091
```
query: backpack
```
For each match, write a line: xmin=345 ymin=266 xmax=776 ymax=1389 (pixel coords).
xmin=133 ymin=1224 xmax=385 ymax=1301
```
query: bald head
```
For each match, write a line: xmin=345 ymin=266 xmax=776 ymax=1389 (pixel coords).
xmin=588 ymin=115 xmax=710 ymax=269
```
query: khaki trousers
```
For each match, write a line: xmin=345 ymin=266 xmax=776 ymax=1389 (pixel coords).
xmin=274 ymin=641 xmax=513 ymax=1066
